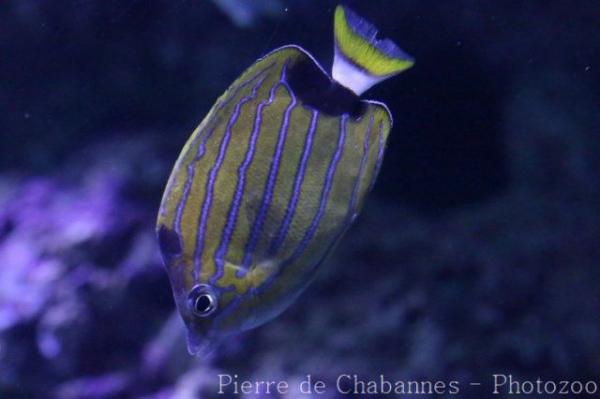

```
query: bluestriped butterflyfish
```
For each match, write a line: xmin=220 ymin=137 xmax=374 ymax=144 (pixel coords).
xmin=156 ymin=5 xmax=414 ymax=355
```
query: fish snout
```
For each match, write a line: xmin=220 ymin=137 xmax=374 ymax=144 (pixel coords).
xmin=186 ymin=329 xmax=219 ymax=357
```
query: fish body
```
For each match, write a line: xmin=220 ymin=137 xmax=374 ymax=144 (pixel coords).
xmin=156 ymin=5 xmax=413 ymax=355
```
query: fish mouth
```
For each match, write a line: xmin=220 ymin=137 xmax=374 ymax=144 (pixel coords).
xmin=186 ymin=330 xmax=219 ymax=357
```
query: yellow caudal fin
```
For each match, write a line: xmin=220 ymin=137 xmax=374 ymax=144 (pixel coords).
xmin=332 ymin=5 xmax=414 ymax=95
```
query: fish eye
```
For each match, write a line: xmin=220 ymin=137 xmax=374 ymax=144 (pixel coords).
xmin=188 ymin=285 xmax=218 ymax=317
xmin=194 ymin=293 xmax=215 ymax=316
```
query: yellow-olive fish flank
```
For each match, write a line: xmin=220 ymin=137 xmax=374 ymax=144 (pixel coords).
xmin=156 ymin=5 xmax=413 ymax=355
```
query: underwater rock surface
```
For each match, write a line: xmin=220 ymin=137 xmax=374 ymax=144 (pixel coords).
xmin=0 ymin=0 xmax=598 ymax=398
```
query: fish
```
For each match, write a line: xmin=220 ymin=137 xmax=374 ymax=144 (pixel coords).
xmin=156 ymin=5 xmax=414 ymax=355
xmin=211 ymin=0 xmax=283 ymax=28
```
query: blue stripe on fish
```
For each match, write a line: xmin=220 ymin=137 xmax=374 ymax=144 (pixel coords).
xmin=241 ymin=63 xmax=297 ymax=274
xmin=164 ymin=63 xmax=275 ymax=225
xmin=291 ymin=113 xmax=347 ymax=260
xmin=212 ymin=80 xmax=282 ymax=284
xmin=174 ymin=124 xmax=216 ymax=238
xmin=194 ymin=76 xmax=268 ymax=280
xmin=269 ymin=108 xmax=319 ymax=256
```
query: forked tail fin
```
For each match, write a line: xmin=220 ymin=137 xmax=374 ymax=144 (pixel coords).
xmin=332 ymin=5 xmax=414 ymax=95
